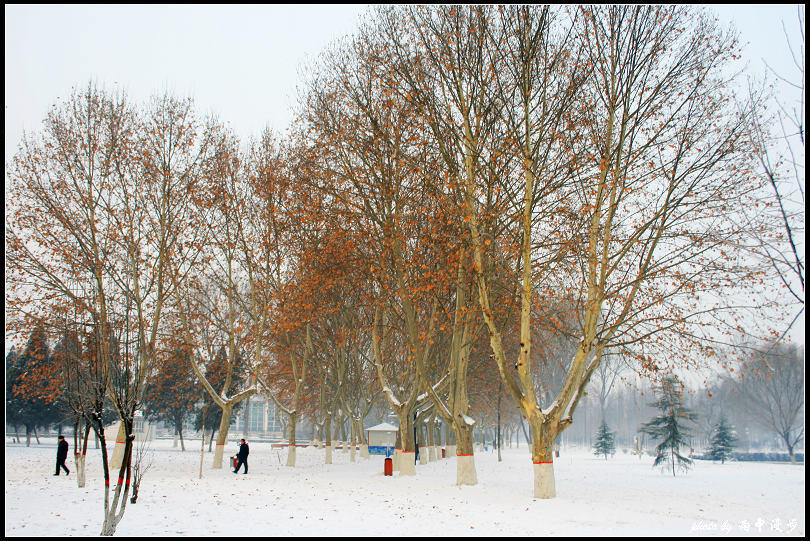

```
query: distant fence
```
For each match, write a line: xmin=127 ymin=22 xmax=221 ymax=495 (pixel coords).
xmin=368 ymin=445 xmax=395 ymax=456
xmin=695 ymin=452 xmax=804 ymax=463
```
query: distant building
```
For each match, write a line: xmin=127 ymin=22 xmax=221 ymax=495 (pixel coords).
xmin=366 ymin=422 xmax=398 ymax=455
xmin=105 ymin=410 xmax=155 ymax=442
xmin=230 ymin=396 xmax=285 ymax=439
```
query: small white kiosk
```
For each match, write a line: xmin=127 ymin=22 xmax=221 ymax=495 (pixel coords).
xmin=366 ymin=422 xmax=398 ymax=456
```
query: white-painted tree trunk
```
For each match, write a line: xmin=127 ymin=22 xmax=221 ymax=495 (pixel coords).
xmin=286 ymin=445 xmax=296 ymax=467
xmin=456 ymin=455 xmax=477 ymax=485
xmin=446 ymin=444 xmax=457 ymax=458
xmin=392 ymin=448 xmax=401 ymax=471
xmin=360 ymin=443 xmax=369 ymax=459
xmin=419 ymin=447 xmax=428 ymax=465
xmin=198 ymin=435 xmax=205 ymax=479
xmin=211 ymin=404 xmax=235 ymax=469
xmin=74 ymin=454 xmax=86 ymax=488
xmin=110 ymin=423 xmax=126 ymax=470
xmin=212 ymin=441 xmax=227 ymax=469
xmin=325 ymin=444 xmax=333 ymax=464
xmin=350 ymin=439 xmax=356 ymax=462
xmin=426 ymin=422 xmax=436 ymax=462
xmin=533 ymin=462 xmax=556 ymax=499
xmin=399 ymin=451 xmax=416 ymax=476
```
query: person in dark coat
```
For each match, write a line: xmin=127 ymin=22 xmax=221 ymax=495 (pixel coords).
xmin=233 ymin=438 xmax=249 ymax=474
xmin=54 ymin=435 xmax=70 ymax=476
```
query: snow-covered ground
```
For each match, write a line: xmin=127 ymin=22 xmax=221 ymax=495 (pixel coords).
xmin=4 ymin=438 xmax=805 ymax=536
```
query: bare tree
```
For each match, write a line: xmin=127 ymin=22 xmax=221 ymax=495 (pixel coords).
xmin=745 ymin=6 xmax=804 ymax=342
xmin=729 ymin=343 xmax=805 ymax=462
xmin=374 ymin=5 xmax=779 ymax=500
xmin=6 ymin=83 xmax=171 ymax=535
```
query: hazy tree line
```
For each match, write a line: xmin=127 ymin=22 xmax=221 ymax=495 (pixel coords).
xmin=8 ymin=327 xmax=803 ymax=463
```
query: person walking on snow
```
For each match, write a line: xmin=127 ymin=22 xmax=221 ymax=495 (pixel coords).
xmin=233 ymin=438 xmax=249 ymax=474
xmin=54 ymin=435 xmax=70 ymax=476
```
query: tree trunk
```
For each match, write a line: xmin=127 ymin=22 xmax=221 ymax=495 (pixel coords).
xmin=418 ymin=422 xmax=428 ymax=465
xmin=445 ymin=423 xmax=457 ymax=458
xmin=212 ymin=404 xmax=233 ymax=469
xmin=497 ymin=402 xmax=502 ymax=462
xmin=392 ymin=426 xmax=402 ymax=471
xmin=100 ymin=419 xmax=135 ymax=536
xmin=397 ymin=410 xmax=416 ymax=476
xmin=75 ymin=423 xmax=90 ymax=488
xmin=199 ymin=407 xmax=208 ymax=479
xmin=340 ymin=417 xmax=349 ymax=453
xmin=454 ymin=422 xmax=477 ymax=485
xmin=287 ymin=412 xmax=297 ymax=467
xmin=349 ymin=420 xmax=357 ymax=462
xmin=110 ymin=422 xmax=126 ymax=470
xmin=529 ymin=418 xmax=557 ymax=499
xmin=426 ymin=418 xmax=436 ymax=462
xmin=783 ymin=435 xmax=797 ymax=464
xmin=354 ymin=418 xmax=369 ymax=458
xmin=324 ymin=415 xmax=333 ymax=464
xmin=74 ymin=453 xmax=86 ymax=487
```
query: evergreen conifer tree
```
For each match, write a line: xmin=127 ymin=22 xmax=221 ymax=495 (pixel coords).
xmin=640 ymin=376 xmax=697 ymax=476
xmin=6 ymin=347 xmax=23 ymax=441
xmin=708 ymin=416 xmax=737 ymax=464
xmin=593 ymin=420 xmax=616 ymax=459
xmin=7 ymin=326 xmax=60 ymax=445
xmin=143 ymin=346 xmax=199 ymax=451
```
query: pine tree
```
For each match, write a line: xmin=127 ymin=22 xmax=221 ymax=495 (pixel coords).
xmin=143 ymin=346 xmax=199 ymax=451
xmin=7 ymin=326 xmax=61 ymax=445
xmin=593 ymin=420 xmax=616 ymax=460
xmin=708 ymin=416 xmax=737 ymax=464
xmin=640 ymin=376 xmax=697 ymax=476
xmin=6 ymin=347 xmax=23 ymax=442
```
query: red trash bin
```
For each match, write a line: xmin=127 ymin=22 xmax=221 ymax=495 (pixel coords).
xmin=441 ymin=448 xmax=446 ymax=458
xmin=231 ymin=456 xmax=238 ymax=469
xmin=384 ymin=457 xmax=393 ymax=476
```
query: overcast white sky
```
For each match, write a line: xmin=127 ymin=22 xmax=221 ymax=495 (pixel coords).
xmin=4 ymin=4 xmax=369 ymax=159
xmin=4 ymin=5 xmax=804 ymax=159
xmin=4 ymin=4 xmax=805 ymax=347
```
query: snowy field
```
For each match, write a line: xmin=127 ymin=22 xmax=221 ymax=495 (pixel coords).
xmin=4 ymin=438 xmax=805 ymax=537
